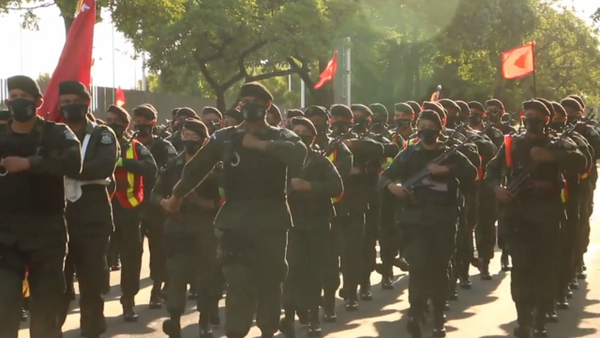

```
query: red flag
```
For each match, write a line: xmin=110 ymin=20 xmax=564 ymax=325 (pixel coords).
xmin=502 ymin=42 xmax=535 ymax=80
xmin=38 ymin=0 xmax=95 ymax=122
xmin=314 ymin=51 xmax=338 ymax=89
xmin=115 ymin=87 xmax=126 ymax=107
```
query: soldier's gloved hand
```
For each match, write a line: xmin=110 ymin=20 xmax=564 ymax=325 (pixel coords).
xmin=387 ymin=183 xmax=409 ymax=199
xmin=493 ymin=185 xmax=514 ymax=204
xmin=242 ymin=133 xmax=268 ymax=151
xmin=3 ymin=157 xmax=31 ymax=173
xmin=291 ymin=178 xmax=312 ymax=192
xmin=427 ymin=163 xmax=450 ymax=176
xmin=530 ymin=147 xmax=555 ymax=162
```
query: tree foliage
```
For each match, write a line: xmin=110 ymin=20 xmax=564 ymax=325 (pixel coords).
xmin=111 ymin=0 xmax=358 ymax=111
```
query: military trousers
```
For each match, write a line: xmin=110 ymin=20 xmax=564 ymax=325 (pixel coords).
xmin=165 ymin=225 xmax=221 ymax=316
xmin=559 ymin=192 xmax=580 ymax=296
xmin=455 ymin=188 xmax=478 ymax=280
xmin=379 ymin=191 xmax=399 ymax=278
xmin=475 ymin=194 xmax=498 ymax=261
xmin=142 ymin=217 xmax=167 ymax=293
xmin=507 ymin=214 xmax=560 ymax=324
xmin=321 ymin=216 xmax=341 ymax=310
xmin=58 ymin=234 xmax=109 ymax=337
xmin=111 ymin=202 xmax=143 ymax=306
xmin=0 ymin=243 xmax=66 ymax=338
xmin=576 ymin=180 xmax=594 ymax=265
xmin=362 ymin=197 xmax=380 ymax=288
xmin=339 ymin=210 xmax=366 ymax=298
xmin=282 ymin=228 xmax=328 ymax=313
xmin=221 ymin=228 xmax=288 ymax=337
xmin=402 ymin=221 xmax=456 ymax=318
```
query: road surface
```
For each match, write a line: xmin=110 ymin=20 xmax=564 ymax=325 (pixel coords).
xmin=19 ymin=192 xmax=600 ymax=338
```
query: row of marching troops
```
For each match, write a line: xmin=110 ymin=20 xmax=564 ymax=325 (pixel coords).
xmin=0 ymin=74 xmax=597 ymax=338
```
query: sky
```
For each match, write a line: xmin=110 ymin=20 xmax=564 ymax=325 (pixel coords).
xmin=0 ymin=0 xmax=597 ymax=90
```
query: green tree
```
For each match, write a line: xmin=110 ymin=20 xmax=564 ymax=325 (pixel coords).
xmin=111 ymin=0 xmax=358 ymax=111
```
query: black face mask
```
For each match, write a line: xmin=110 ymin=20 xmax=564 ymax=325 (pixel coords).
xmin=353 ymin=118 xmax=369 ymax=132
xmin=487 ymin=112 xmax=500 ymax=122
xmin=458 ymin=115 xmax=468 ymax=123
xmin=9 ymin=98 xmax=36 ymax=122
xmin=183 ymin=140 xmax=203 ymax=155
xmin=548 ymin=121 xmax=565 ymax=132
xmin=315 ymin=123 xmax=329 ymax=135
xmin=299 ymin=135 xmax=314 ymax=147
xmin=567 ymin=116 xmax=579 ymax=124
xmin=524 ymin=117 xmax=546 ymax=134
xmin=372 ymin=119 xmax=386 ymax=128
xmin=241 ymin=103 xmax=266 ymax=122
xmin=417 ymin=129 xmax=439 ymax=145
xmin=394 ymin=119 xmax=412 ymax=129
xmin=469 ymin=114 xmax=482 ymax=125
xmin=60 ymin=103 xmax=88 ymax=123
xmin=108 ymin=123 xmax=125 ymax=138
xmin=134 ymin=124 xmax=153 ymax=137
xmin=331 ymin=121 xmax=351 ymax=134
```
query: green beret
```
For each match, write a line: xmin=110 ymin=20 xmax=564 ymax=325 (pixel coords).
xmin=535 ymin=98 xmax=554 ymax=117
xmin=330 ymin=104 xmax=353 ymax=119
xmin=304 ymin=106 xmax=329 ymax=119
xmin=286 ymin=109 xmax=304 ymax=118
xmin=7 ymin=75 xmax=42 ymax=98
xmin=182 ymin=118 xmax=208 ymax=138
xmin=560 ymin=98 xmax=583 ymax=112
xmin=406 ymin=101 xmax=422 ymax=114
xmin=568 ymin=95 xmax=585 ymax=109
xmin=418 ymin=110 xmax=443 ymax=129
xmin=485 ymin=99 xmax=505 ymax=111
xmin=369 ymin=103 xmax=389 ymax=119
xmin=456 ymin=100 xmax=470 ymax=114
xmin=422 ymin=101 xmax=446 ymax=119
xmin=468 ymin=101 xmax=485 ymax=113
xmin=240 ymin=82 xmax=273 ymax=102
xmin=290 ymin=116 xmax=317 ymax=136
xmin=132 ymin=104 xmax=158 ymax=120
xmin=202 ymin=106 xmax=222 ymax=119
xmin=224 ymin=108 xmax=243 ymax=122
xmin=177 ymin=107 xmax=198 ymax=118
xmin=58 ymin=81 xmax=90 ymax=100
xmin=523 ymin=100 xmax=551 ymax=116
xmin=350 ymin=104 xmax=374 ymax=117
xmin=551 ymin=102 xmax=566 ymax=116
xmin=394 ymin=103 xmax=414 ymax=115
xmin=438 ymin=99 xmax=460 ymax=111
xmin=107 ymin=105 xmax=131 ymax=123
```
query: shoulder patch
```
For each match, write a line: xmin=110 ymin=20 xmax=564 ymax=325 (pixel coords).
xmin=62 ymin=128 xmax=77 ymax=141
xmin=281 ymin=129 xmax=296 ymax=139
xmin=166 ymin=145 xmax=177 ymax=155
xmin=139 ymin=145 xmax=150 ymax=156
xmin=100 ymin=131 xmax=114 ymax=145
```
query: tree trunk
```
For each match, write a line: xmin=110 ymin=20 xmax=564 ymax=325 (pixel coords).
xmin=215 ymin=89 xmax=227 ymax=112
xmin=63 ymin=16 xmax=74 ymax=36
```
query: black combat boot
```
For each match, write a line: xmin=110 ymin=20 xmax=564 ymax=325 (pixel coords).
xmin=344 ymin=290 xmax=359 ymax=312
xmin=149 ymin=282 xmax=163 ymax=309
xmin=406 ymin=312 xmax=423 ymax=338
xmin=199 ymin=313 xmax=213 ymax=338
xmin=514 ymin=305 xmax=532 ymax=338
xmin=322 ymin=292 xmax=337 ymax=323
xmin=162 ymin=315 xmax=182 ymax=338
xmin=501 ymin=251 xmax=511 ymax=271
xmin=480 ymin=258 xmax=492 ymax=280
xmin=121 ymin=299 xmax=138 ymax=322
xmin=359 ymin=282 xmax=373 ymax=301
xmin=307 ymin=308 xmax=322 ymax=337
xmin=533 ymin=313 xmax=548 ymax=337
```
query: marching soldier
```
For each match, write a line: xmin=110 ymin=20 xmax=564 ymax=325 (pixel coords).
xmin=154 ymin=119 xmax=222 ymax=338
xmin=284 ymin=109 xmax=304 ymax=129
xmin=280 ymin=117 xmax=343 ymax=338
xmin=486 ymin=99 xmax=518 ymax=135
xmin=202 ymin=106 xmax=223 ymax=135
xmin=468 ymin=101 xmax=504 ymax=148
xmin=57 ymin=81 xmax=119 ymax=338
xmin=106 ymin=105 xmax=158 ymax=322
xmin=304 ymin=105 xmax=353 ymax=322
xmin=223 ymin=108 xmax=243 ymax=128
xmin=381 ymin=110 xmax=477 ymax=338
xmin=161 ymin=82 xmax=307 ymax=338
xmin=0 ymin=75 xmax=82 ymax=338
xmin=485 ymin=99 xmax=586 ymax=337
xmin=132 ymin=104 xmax=177 ymax=309
xmin=168 ymin=107 xmax=199 ymax=152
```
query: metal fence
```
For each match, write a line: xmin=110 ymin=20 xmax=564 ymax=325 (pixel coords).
xmin=0 ymin=78 xmax=226 ymax=122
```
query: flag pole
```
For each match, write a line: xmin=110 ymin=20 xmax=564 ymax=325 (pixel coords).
xmin=532 ymin=42 xmax=537 ymax=98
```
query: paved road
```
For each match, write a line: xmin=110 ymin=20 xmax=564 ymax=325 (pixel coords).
xmin=19 ymin=193 xmax=600 ymax=338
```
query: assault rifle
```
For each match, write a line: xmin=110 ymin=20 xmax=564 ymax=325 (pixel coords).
xmin=507 ymin=115 xmax=593 ymax=195
xmin=401 ymin=124 xmax=493 ymax=192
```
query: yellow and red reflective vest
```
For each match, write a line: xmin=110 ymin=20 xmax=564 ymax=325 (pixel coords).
xmin=327 ymin=149 xmax=344 ymax=204
xmin=114 ymin=139 xmax=144 ymax=208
